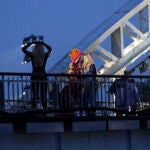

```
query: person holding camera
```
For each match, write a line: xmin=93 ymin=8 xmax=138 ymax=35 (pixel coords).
xmin=21 ymin=35 xmax=52 ymax=109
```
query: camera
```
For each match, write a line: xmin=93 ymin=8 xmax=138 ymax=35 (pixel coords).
xmin=23 ymin=34 xmax=44 ymax=44
xmin=22 ymin=34 xmax=44 ymax=64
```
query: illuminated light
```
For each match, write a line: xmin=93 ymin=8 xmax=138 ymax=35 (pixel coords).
xmin=31 ymin=44 xmax=36 ymax=47
xmin=21 ymin=55 xmax=31 ymax=64
xmin=21 ymin=61 xmax=27 ymax=64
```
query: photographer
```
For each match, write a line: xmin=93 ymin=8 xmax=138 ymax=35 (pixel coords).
xmin=21 ymin=35 xmax=52 ymax=109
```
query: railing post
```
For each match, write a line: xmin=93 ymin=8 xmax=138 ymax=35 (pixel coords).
xmin=0 ymin=80 xmax=5 ymax=110
xmin=124 ymin=79 xmax=128 ymax=111
xmin=91 ymin=79 xmax=96 ymax=108
xmin=53 ymin=76 xmax=59 ymax=109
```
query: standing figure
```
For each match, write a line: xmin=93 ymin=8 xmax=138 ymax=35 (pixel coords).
xmin=109 ymin=76 xmax=140 ymax=115
xmin=22 ymin=36 xmax=52 ymax=109
xmin=68 ymin=48 xmax=97 ymax=114
xmin=68 ymin=48 xmax=83 ymax=108
xmin=81 ymin=54 xmax=97 ymax=111
xmin=109 ymin=78 xmax=127 ymax=109
xmin=58 ymin=48 xmax=83 ymax=110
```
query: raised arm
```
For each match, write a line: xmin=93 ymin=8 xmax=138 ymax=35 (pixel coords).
xmin=21 ymin=42 xmax=33 ymax=55
xmin=40 ymin=41 xmax=52 ymax=56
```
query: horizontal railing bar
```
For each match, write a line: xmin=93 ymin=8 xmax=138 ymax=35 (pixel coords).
xmin=0 ymin=72 xmax=150 ymax=79
xmin=0 ymin=72 xmax=149 ymax=120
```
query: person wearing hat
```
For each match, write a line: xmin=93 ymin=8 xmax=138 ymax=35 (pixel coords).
xmin=68 ymin=48 xmax=83 ymax=74
xmin=69 ymin=48 xmax=96 ymax=75
xmin=58 ymin=48 xmax=83 ymax=110
xmin=67 ymin=48 xmax=84 ymax=110
xmin=68 ymin=48 xmax=97 ymax=116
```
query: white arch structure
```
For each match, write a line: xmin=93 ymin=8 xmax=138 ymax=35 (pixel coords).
xmin=49 ymin=0 xmax=150 ymax=75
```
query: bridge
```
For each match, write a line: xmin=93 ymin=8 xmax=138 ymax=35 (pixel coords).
xmin=49 ymin=0 xmax=150 ymax=76
xmin=1 ymin=0 xmax=150 ymax=150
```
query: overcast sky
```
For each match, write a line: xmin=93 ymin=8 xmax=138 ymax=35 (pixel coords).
xmin=0 ymin=0 xmax=129 ymax=73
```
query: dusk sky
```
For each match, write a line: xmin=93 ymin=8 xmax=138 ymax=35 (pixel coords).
xmin=0 ymin=0 xmax=130 ymax=73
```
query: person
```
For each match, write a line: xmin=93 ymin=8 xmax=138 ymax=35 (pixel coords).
xmin=21 ymin=37 xmax=52 ymax=109
xmin=68 ymin=48 xmax=83 ymax=108
xmin=81 ymin=53 xmax=97 ymax=116
xmin=109 ymin=71 xmax=140 ymax=115
xmin=69 ymin=48 xmax=97 ymax=116
xmin=59 ymin=49 xmax=83 ymax=109
xmin=109 ymin=77 xmax=127 ymax=111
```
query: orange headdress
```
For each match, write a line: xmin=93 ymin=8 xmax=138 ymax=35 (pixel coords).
xmin=69 ymin=48 xmax=83 ymax=64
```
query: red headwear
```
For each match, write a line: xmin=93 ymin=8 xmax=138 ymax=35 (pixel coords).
xmin=69 ymin=48 xmax=83 ymax=64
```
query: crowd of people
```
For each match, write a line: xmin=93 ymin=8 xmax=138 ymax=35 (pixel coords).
xmin=58 ymin=48 xmax=97 ymax=116
xmin=21 ymin=34 xmax=141 ymax=116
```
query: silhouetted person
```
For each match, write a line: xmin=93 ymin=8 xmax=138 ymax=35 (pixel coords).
xmin=22 ymin=40 xmax=52 ymax=109
xmin=109 ymin=76 xmax=140 ymax=115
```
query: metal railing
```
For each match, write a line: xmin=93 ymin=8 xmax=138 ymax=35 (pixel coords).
xmin=0 ymin=72 xmax=150 ymax=118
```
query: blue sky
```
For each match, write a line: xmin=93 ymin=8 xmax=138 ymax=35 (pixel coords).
xmin=0 ymin=0 xmax=129 ymax=73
